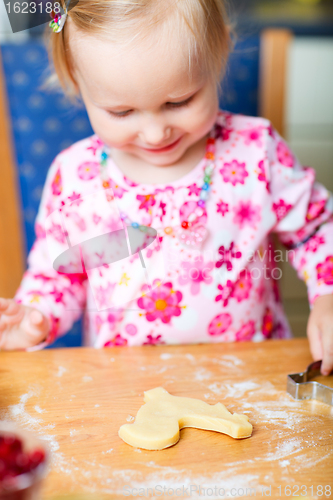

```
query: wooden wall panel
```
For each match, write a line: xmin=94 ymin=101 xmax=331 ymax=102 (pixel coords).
xmin=259 ymin=28 xmax=293 ymax=138
xmin=0 ymin=49 xmax=26 ymax=298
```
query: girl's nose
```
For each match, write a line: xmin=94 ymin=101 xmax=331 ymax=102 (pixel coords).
xmin=139 ymin=121 xmax=171 ymax=146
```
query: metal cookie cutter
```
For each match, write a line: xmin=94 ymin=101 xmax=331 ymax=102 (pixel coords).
xmin=287 ymin=360 xmax=333 ymax=406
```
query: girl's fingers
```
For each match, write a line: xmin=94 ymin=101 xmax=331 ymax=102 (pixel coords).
xmin=0 ymin=298 xmax=9 ymax=312
xmin=0 ymin=299 xmax=20 ymax=316
xmin=24 ymin=310 xmax=48 ymax=342
xmin=307 ymin=320 xmax=323 ymax=362
xmin=30 ymin=310 xmax=43 ymax=325
xmin=0 ymin=306 xmax=25 ymax=326
xmin=0 ymin=298 xmax=7 ymax=312
xmin=320 ymin=323 xmax=333 ymax=376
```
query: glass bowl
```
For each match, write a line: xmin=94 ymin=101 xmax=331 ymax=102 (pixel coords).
xmin=0 ymin=421 xmax=49 ymax=500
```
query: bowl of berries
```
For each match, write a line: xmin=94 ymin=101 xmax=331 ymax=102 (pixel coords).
xmin=0 ymin=421 xmax=48 ymax=500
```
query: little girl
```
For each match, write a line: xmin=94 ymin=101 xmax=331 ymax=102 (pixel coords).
xmin=0 ymin=0 xmax=332 ymax=375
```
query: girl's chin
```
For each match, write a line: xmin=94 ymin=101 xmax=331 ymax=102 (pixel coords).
xmin=138 ymin=150 xmax=186 ymax=166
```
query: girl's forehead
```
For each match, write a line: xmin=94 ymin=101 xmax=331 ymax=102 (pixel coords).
xmin=71 ymin=25 xmax=205 ymax=107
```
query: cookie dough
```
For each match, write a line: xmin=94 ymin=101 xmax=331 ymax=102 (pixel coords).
xmin=119 ymin=387 xmax=253 ymax=450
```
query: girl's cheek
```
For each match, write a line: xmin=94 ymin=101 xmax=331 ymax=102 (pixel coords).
xmin=89 ymin=110 xmax=134 ymax=146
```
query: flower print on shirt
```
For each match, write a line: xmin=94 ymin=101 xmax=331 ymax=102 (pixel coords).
xmin=49 ymin=287 xmax=65 ymax=304
xmin=51 ymin=167 xmax=62 ymax=196
xmin=179 ymin=200 xmax=207 ymax=226
xmin=65 ymin=211 xmax=86 ymax=232
xmin=178 ymin=256 xmax=214 ymax=295
xmin=26 ymin=290 xmax=44 ymax=305
xmin=316 ymin=256 xmax=333 ymax=285
xmin=104 ymin=334 xmax=127 ymax=347
xmin=276 ymin=141 xmax=294 ymax=167
xmin=233 ymin=201 xmax=261 ymax=229
xmin=262 ymin=308 xmax=273 ymax=339
xmin=35 ymin=223 xmax=46 ymax=239
xmin=306 ymin=200 xmax=326 ymax=222
xmin=87 ymin=136 xmax=103 ymax=155
xmin=216 ymin=200 xmax=229 ymax=217
xmin=68 ymin=191 xmax=83 ymax=207
xmin=95 ymin=315 xmax=103 ymax=334
xmin=125 ymin=324 xmax=138 ymax=336
xmin=305 ymin=235 xmax=325 ymax=253
xmin=146 ymin=236 xmax=163 ymax=259
xmin=107 ymin=309 xmax=124 ymax=331
xmin=235 ymin=321 xmax=256 ymax=341
xmin=215 ymin=280 xmax=234 ymax=307
xmin=48 ymin=315 xmax=60 ymax=344
xmin=231 ymin=271 xmax=252 ymax=302
xmin=216 ymin=242 xmax=242 ymax=272
xmin=94 ymin=282 xmax=116 ymax=309
xmin=188 ymin=183 xmax=201 ymax=196
xmin=92 ymin=213 xmax=101 ymax=225
xmin=215 ymin=123 xmax=233 ymax=141
xmin=273 ymin=199 xmax=293 ymax=222
xmin=15 ymin=111 xmax=333 ymax=348
xmin=109 ymin=178 xmax=127 ymax=199
xmin=77 ymin=162 xmax=100 ymax=181
xmin=138 ymin=280 xmax=183 ymax=324
xmin=47 ymin=222 xmax=67 ymax=244
xmin=123 ymin=175 xmax=139 ymax=187
xmin=239 ymin=126 xmax=264 ymax=148
xmin=219 ymin=160 xmax=249 ymax=186
xmin=208 ymin=313 xmax=232 ymax=336
xmin=158 ymin=201 xmax=167 ymax=222
xmin=256 ymin=160 xmax=270 ymax=192
xmin=137 ymin=193 xmax=156 ymax=213
xmin=144 ymin=333 xmax=165 ymax=345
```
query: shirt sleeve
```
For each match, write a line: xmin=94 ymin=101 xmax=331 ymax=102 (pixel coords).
xmin=266 ymin=125 xmax=333 ymax=307
xmin=14 ymin=157 xmax=88 ymax=349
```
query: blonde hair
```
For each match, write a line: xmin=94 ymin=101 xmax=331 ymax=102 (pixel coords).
xmin=44 ymin=0 xmax=232 ymax=101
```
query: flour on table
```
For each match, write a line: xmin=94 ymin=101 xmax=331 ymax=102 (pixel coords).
xmin=185 ymin=353 xmax=195 ymax=362
xmin=56 ymin=366 xmax=67 ymax=377
xmin=222 ymin=355 xmax=244 ymax=366
xmin=34 ymin=405 xmax=45 ymax=413
xmin=207 ymin=381 xmax=260 ymax=398
xmin=160 ymin=353 xmax=173 ymax=360
xmin=194 ymin=368 xmax=212 ymax=381
xmin=9 ymin=391 xmax=41 ymax=426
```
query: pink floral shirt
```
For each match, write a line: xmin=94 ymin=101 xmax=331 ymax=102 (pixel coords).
xmin=15 ymin=112 xmax=333 ymax=348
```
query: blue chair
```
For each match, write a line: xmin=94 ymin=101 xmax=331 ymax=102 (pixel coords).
xmin=0 ymin=35 xmax=260 ymax=347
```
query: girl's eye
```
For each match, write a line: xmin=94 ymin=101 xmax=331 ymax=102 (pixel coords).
xmin=166 ymin=96 xmax=194 ymax=109
xmin=108 ymin=110 xmax=133 ymax=119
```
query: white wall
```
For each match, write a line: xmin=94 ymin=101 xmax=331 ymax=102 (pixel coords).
xmin=281 ymin=38 xmax=333 ymax=335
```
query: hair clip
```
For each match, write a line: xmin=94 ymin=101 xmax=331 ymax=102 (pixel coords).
xmin=49 ymin=0 xmax=71 ymax=33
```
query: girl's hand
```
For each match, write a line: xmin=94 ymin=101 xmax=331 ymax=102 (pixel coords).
xmin=307 ymin=294 xmax=333 ymax=376
xmin=0 ymin=298 xmax=49 ymax=351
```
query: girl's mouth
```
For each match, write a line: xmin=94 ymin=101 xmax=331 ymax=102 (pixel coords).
xmin=139 ymin=136 xmax=183 ymax=154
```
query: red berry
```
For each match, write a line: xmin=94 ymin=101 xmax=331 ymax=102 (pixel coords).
xmin=28 ymin=449 xmax=45 ymax=468
xmin=0 ymin=433 xmax=45 ymax=484
xmin=181 ymin=221 xmax=189 ymax=229
xmin=15 ymin=452 xmax=30 ymax=474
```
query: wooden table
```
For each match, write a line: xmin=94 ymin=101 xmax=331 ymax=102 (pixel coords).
xmin=0 ymin=339 xmax=332 ymax=499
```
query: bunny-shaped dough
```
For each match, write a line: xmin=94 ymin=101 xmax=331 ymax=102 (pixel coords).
xmin=119 ymin=387 xmax=252 ymax=450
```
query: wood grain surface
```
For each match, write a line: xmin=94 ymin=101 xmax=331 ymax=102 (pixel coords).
xmin=0 ymin=49 xmax=26 ymax=298
xmin=259 ymin=28 xmax=293 ymax=138
xmin=0 ymin=339 xmax=332 ymax=499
